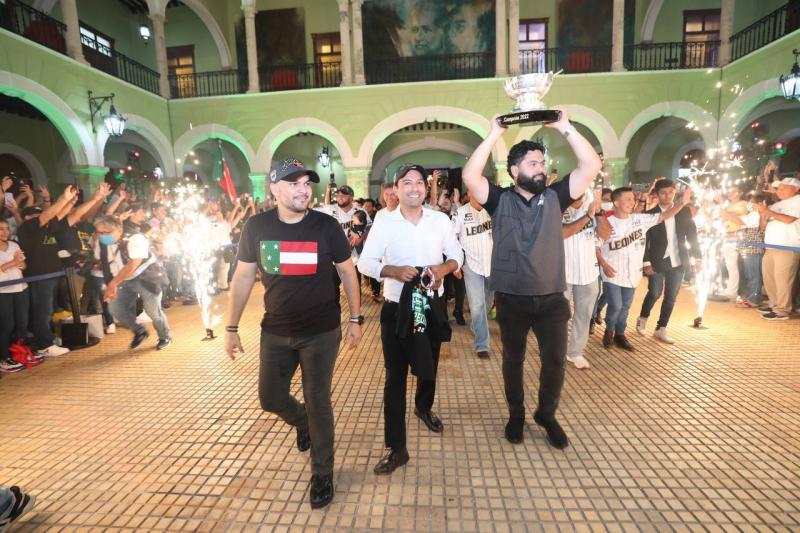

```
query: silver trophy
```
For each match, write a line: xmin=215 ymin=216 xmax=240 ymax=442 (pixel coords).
xmin=498 ymin=71 xmax=562 ymax=126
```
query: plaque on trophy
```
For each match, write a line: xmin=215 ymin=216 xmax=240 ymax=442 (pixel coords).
xmin=498 ymin=72 xmax=562 ymax=127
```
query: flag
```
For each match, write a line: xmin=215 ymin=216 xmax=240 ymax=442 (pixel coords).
xmin=260 ymin=240 xmax=318 ymax=275
xmin=212 ymin=141 xmax=237 ymax=201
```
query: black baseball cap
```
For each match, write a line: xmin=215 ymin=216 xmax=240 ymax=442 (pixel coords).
xmin=393 ymin=164 xmax=427 ymax=184
xmin=269 ymin=158 xmax=320 ymax=184
xmin=337 ymin=185 xmax=354 ymax=196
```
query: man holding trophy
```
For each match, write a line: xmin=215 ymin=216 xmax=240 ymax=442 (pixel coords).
xmin=462 ymin=73 xmax=602 ymax=449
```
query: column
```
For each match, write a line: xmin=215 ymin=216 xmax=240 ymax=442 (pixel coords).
xmin=150 ymin=13 xmax=170 ymax=98
xmin=243 ymin=7 xmax=260 ymax=93
xmin=611 ymin=0 xmax=625 ymax=72
xmin=494 ymin=162 xmax=512 ymax=187
xmin=351 ymin=0 xmax=366 ymax=85
xmin=344 ymin=167 xmax=370 ymax=198
xmin=337 ymin=0 xmax=353 ymax=86
xmin=507 ymin=0 xmax=519 ymax=75
xmin=495 ymin=0 xmax=508 ymax=77
xmin=604 ymin=157 xmax=628 ymax=188
xmin=249 ymin=173 xmax=267 ymax=202
xmin=72 ymin=166 xmax=109 ymax=196
xmin=719 ymin=0 xmax=735 ymax=65
xmin=61 ymin=0 xmax=88 ymax=65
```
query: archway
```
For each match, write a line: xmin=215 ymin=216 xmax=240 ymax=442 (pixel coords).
xmin=0 ymin=143 xmax=47 ymax=185
xmin=625 ymin=116 xmax=705 ymax=183
xmin=104 ymin=130 xmax=164 ymax=199
xmin=512 ymin=121 xmax=604 ymax=180
xmin=173 ymin=125 xmax=255 ymax=175
xmin=271 ymin=133 xmax=345 ymax=201
xmin=180 ymin=138 xmax=252 ymax=198
xmin=257 ymin=117 xmax=354 ymax=174
xmin=732 ymin=96 xmax=800 ymax=178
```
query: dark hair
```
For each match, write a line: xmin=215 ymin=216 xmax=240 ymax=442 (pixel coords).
xmin=507 ymin=140 xmax=546 ymax=176
xmin=611 ymin=187 xmax=633 ymax=202
xmin=363 ymin=198 xmax=376 ymax=206
xmin=652 ymin=178 xmax=675 ymax=193
xmin=352 ymin=210 xmax=368 ymax=224
xmin=601 ymin=187 xmax=613 ymax=197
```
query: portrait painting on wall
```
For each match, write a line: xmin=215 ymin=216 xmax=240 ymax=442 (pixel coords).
xmin=363 ymin=0 xmax=496 ymax=61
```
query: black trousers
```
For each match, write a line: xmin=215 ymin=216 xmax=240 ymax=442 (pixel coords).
xmin=495 ymin=291 xmax=570 ymax=421
xmin=443 ymin=273 xmax=465 ymax=317
xmin=379 ymin=301 xmax=441 ymax=451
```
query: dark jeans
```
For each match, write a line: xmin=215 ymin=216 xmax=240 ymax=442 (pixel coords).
xmin=258 ymin=327 xmax=341 ymax=476
xmin=741 ymin=253 xmax=763 ymax=305
xmin=495 ymin=292 xmax=570 ymax=421
xmin=444 ymin=273 xmax=465 ymax=317
xmin=369 ymin=276 xmax=381 ymax=297
xmin=87 ymin=276 xmax=114 ymax=327
xmin=639 ymin=262 xmax=685 ymax=328
xmin=28 ymin=277 xmax=59 ymax=348
xmin=0 ymin=288 xmax=30 ymax=358
xmin=379 ymin=301 xmax=441 ymax=451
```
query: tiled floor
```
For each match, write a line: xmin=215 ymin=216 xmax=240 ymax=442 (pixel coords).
xmin=1 ymin=284 xmax=798 ymax=532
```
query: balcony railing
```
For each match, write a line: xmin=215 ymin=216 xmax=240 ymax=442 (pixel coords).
xmin=169 ymin=69 xmax=247 ymax=99
xmin=366 ymin=53 xmax=494 ymax=85
xmin=731 ymin=2 xmax=799 ymax=61
xmin=1 ymin=0 xmax=66 ymax=55
xmin=259 ymin=62 xmax=342 ymax=92
xmin=519 ymin=47 xmax=611 ymax=75
xmin=115 ymin=52 xmax=160 ymax=94
xmin=625 ymin=41 xmax=720 ymax=71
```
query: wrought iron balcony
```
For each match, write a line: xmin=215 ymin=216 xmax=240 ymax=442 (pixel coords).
xmin=1 ymin=0 xmax=66 ymax=55
xmin=259 ymin=61 xmax=342 ymax=92
xmin=169 ymin=69 xmax=247 ymax=99
xmin=731 ymin=2 xmax=799 ymax=61
xmin=519 ymin=47 xmax=612 ymax=75
xmin=625 ymin=41 xmax=720 ymax=71
xmin=365 ymin=53 xmax=494 ymax=85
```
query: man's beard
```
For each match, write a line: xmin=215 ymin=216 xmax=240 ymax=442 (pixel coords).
xmin=336 ymin=199 xmax=352 ymax=209
xmin=517 ymin=171 xmax=546 ymax=195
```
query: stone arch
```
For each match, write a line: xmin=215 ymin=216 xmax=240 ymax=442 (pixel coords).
xmin=671 ymin=140 xmax=706 ymax=174
xmin=173 ymin=124 xmax=255 ymax=171
xmin=0 ymin=70 xmax=95 ymax=166
xmin=356 ymin=106 xmax=508 ymax=167
xmin=721 ymin=80 xmax=791 ymax=134
xmin=149 ymin=0 xmax=232 ymax=67
xmin=97 ymin=114 xmax=174 ymax=175
xmin=634 ymin=117 xmax=695 ymax=172
xmin=512 ymin=104 xmax=623 ymax=158
xmin=641 ymin=0 xmax=664 ymax=42
xmin=370 ymin=137 xmax=474 ymax=184
xmin=777 ymin=127 xmax=800 ymax=143
xmin=256 ymin=117 xmax=355 ymax=172
xmin=0 ymin=143 xmax=48 ymax=185
xmin=620 ymin=101 xmax=716 ymax=153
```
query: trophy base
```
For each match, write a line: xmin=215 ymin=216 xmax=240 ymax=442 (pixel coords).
xmin=498 ymin=109 xmax=562 ymax=126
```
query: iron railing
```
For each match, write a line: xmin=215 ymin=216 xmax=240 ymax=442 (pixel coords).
xmin=259 ymin=62 xmax=342 ymax=92
xmin=169 ymin=69 xmax=247 ymax=98
xmin=731 ymin=2 xmax=799 ymax=61
xmin=625 ymin=40 xmax=720 ymax=70
xmin=365 ymin=53 xmax=494 ymax=84
xmin=519 ymin=47 xmax=611 ymax=75
xmin=115 ymin=52 xmax=160 ymax=94
xmin=1 ymin=0 xmax=66 ymax=54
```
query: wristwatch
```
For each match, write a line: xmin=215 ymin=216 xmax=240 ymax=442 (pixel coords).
xmin=349 ymin=315 xmax=365 ymax=325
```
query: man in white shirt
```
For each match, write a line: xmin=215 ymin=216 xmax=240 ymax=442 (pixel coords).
xmin=757 ymin=177 xmax=800 ymax=320
xmin=454 ymin=194 xmax=493 ymax=358
xmin=598 ymin=186 xmax=690 ymax=351
xmin=562 ymin=192 xmax=601 ymax=369
xmin=359 ymin=164 xmax=463 ymax=476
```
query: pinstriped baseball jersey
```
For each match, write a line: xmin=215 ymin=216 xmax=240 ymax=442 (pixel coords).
xmin=453 ymin=204 xmax=492 ymax=276
xmin=562 ymin=204 xmax=600 ymax=286
xmin=600 ymin=213 xmax=661 ymax=288
xmin=314 ymin=204 xmax=370 ymax=235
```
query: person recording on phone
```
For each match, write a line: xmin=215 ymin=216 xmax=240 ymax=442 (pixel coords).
xmin=462 ymin=110 xmax=602 ymax=449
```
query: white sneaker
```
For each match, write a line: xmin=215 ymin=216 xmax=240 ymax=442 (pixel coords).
xmin=136 ymin=312 xmax=152 ymax=324
xmin=105 ymin=324 xmax=116 ymax=334
xmin=653 ymin=327 xmax=674 ymax=344
xmin=38 ymin=344 xmax=70 ymax=357
xmin=636 ymin=317 xmax=647 ymax=335
xmin=567 ymin=355 xmax=591 ymax=369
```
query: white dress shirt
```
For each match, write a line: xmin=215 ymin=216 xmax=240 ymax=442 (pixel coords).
xmin=358 ymin=206 xmax=463 ymax=303
xmin=661 ymin=205 xmax=681 ymax=268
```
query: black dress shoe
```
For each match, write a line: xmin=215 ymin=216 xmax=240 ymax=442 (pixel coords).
xmin=533 ymin=412 xmax=569 ymax=449
xmin=602 ymin=329 xmax=614 ymax=348
xmin=130 ymin=329 xmax=150 ymax=349
xmin=414 ymin=408 xmax=444 ymax=433
xmin=296 ymin=426 xmax=311 ymax=452
xmin=454 ymin=313 xmax=466 ymax=326
xmin=476 ymin=350 xmax=490 ymax=359
xmin=373 ymin=448 xmax=410 ymax=475
xmin=505 ymin=417 xmax=524 ymax=444
xmin=613 ymin=334 xmax=635 ymax=351
xmin=309 ymin=474 xmax=334 ymax=509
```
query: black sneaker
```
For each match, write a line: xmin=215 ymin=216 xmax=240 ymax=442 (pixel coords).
xmin=533 ymin=412 xmax=569 ymax=449
xmin=505 ymin=417 xmax=524 ymax=444
xmin=761 ymin=312 xmax=789 ymax=321
xmin=1 ymin=486 xmax=36 ymax=530
xmin=454 ymin=313 xmax=466 ymax=326
xmin=130 ymin=329 xmax=150 ymax=349
xmin=309 ymin=474 xmax=334 ymax=509
xmin=156 ymin=337 xmax=172 ymax=350
xmin=296 ymin=426 xmax=311 ymax=452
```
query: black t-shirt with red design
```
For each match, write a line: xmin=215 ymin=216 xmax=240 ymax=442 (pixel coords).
xmin=237 ymin=208 xmax=351 ymax=337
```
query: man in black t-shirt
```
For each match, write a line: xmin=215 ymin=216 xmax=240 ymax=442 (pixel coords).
xmin=462 ymin=111 xmax=603 ymax=450
xmin=17 ymin=185 xmax=80 ymax=357
xmin=224 ymin=158 xmax=362 ymax=510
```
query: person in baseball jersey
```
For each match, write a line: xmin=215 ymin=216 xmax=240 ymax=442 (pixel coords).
xmin=453 ymin=193 xmax=494 ymax=358
xmin=597 ymin=186 xmax=691 ymax=351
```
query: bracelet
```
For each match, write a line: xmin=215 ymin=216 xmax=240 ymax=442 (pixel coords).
xmin=225 ymin=325 xmax=239 ymax=333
